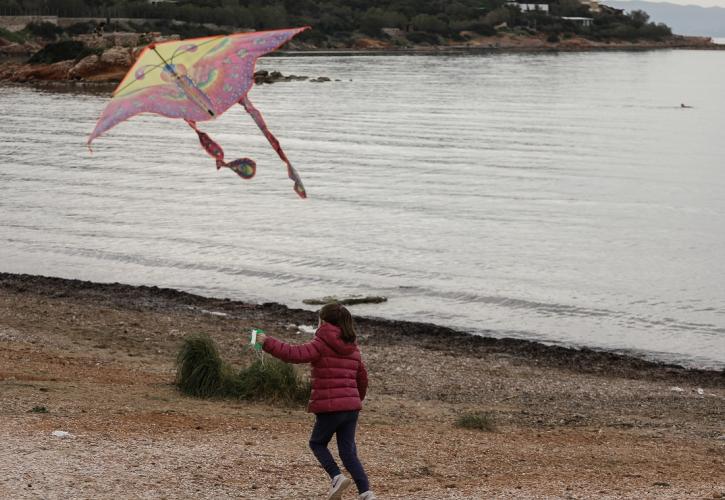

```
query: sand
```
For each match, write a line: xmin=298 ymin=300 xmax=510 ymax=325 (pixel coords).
xmin=0 ymin=273 xmax=723 ymax=499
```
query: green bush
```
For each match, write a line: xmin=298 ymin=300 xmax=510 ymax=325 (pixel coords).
xmin=0 ymin=27 xmax=26 ymax=44
xmin=25 ymin=21 xmax=64 ymax=40
xmin=176 ymin=333 xmax=310 ymax=405
xmin=470 ymin=22 xmax=496 ymax=36
xmin=405 ymin=31 xmax=440 ymax=45
xmin=176 ymin=333 xmax=241 ymax=398
xmin=28 ymin=40 xmax=88 ymax=64
xmin=238 ymin=359 xmax=311 ymax=404
xmin=65 ymin=21 xmax=97 ymax=36
xmin=547 ymin=33 xmax=560 ymax=43
xmin=456 ymin=412 xmax=496 ymax=431
xmin=411 ymin=13 xmax=448 ymax=34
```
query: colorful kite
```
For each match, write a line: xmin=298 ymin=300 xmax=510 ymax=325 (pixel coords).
xmin=88 ymin=27 xmax=309 ymax=198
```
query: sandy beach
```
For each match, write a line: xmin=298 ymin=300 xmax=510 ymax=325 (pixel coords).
xmin=0 ymin=273 xmax=723 ymax=499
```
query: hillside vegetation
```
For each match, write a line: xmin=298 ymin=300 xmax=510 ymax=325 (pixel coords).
xmin=0 ymin=0 xmax=674 ymax=46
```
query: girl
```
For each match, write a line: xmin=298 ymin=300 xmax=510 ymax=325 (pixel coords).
xmin=256 ymin=303 xmax=376 ymax=500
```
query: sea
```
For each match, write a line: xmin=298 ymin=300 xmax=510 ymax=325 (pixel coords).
xmin=1 ymin=49 xmax=724 ymax=369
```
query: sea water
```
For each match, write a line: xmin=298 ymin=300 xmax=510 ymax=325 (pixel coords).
xmin=1 ymin=50 xmax=724 ymax=369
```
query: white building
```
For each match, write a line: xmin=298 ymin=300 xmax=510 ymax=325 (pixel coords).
xmin=506 ymin=2 xmax=550 ymax=13
xmin=561 ymin=16 xmax=594 ymax=27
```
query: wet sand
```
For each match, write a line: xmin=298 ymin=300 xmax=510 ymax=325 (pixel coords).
xmin=0 ymin=273 xmax=723 ymax=499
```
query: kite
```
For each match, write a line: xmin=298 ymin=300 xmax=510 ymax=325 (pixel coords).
xmin=88 ymin=27 xmax=309 ymax=198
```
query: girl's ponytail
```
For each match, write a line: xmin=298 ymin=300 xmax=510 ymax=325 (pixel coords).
xmin=319 ymin=303 xmax=357 ymax=344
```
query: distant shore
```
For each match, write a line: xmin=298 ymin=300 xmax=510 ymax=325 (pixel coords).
xmin=1 ymin=33 xmax=722 ymax=87
xmin=1 ymin=271 xmax=723 ymax=498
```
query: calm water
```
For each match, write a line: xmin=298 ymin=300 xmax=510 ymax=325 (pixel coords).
xmin=1 ymin=50 xmax=724 ymax=369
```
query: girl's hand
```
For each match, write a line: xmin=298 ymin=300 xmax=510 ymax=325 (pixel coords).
xmin=256 ymin=333 xmax=267 ymax=345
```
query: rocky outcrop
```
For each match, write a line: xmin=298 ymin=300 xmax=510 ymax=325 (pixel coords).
xmin=253 ymin=70 xmax=311 ymax=84
xmin=68 ymin=46 xmax=133 ymax=81
xmin=0 ymin=60 xmax=74 ymax=82
xmin=0 ymin=40 xmax=41 ymax=56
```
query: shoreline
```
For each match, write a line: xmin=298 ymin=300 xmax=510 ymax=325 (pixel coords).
xmin=1 ymin=271 xmax=723 ymax=498
xmin=1 ymin=34 xmax=723 ymax=87
xmin=2 ymin=272 xmax=721 ymax=385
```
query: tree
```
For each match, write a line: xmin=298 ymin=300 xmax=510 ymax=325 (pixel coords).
xmin=628 ymin=10 xmax=650 ymax=28
xmin=252 ymin=5 xmax=288 ymax=30
xmin=411 ymin=13 xmax=447 ymax=34
xmin=360 ymin=8 xmax=386 ymax=36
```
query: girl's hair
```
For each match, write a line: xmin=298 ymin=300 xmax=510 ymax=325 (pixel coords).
xmin=319 ymin=303 xmax=357 ymax=343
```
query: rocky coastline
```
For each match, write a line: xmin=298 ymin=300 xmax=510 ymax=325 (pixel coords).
xmin=0 ymin=33 xmax=721 ymax=87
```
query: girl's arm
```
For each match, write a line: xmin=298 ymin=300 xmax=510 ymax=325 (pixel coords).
xmin=261 ymin=335 xmax=323 ymax=364
xmin=357 ymin=360 xmax=368 ymax=401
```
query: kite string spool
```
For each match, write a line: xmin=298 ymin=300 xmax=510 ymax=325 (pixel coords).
xmin=250 ymin=328 xmax=266 ymax=369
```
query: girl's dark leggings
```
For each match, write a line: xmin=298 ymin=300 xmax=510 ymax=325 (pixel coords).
xmin=309 ymin=410 xmax=370 ymax=494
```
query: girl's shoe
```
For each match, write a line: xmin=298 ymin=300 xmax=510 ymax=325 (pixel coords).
xmin=359 ymin=492 xmax=377 ymax=500
xmin=327 ymin=474 xmax=352 ymax=500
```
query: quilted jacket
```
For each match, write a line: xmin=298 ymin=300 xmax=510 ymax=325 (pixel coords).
xmin=262 ymin=322 xmax=368 ymax=414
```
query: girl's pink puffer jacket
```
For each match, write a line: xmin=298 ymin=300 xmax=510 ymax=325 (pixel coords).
xmin=262 ymin=322 xmax=368 ymax=414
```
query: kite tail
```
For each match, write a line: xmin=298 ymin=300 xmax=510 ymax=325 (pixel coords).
xmin=186 ymin=120 xmax=256 ymax=180
xmin=240 ymin=96 xmax=306 ymax=199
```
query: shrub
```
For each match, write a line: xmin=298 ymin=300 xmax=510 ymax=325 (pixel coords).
xmin=176 ymin=333 xmax=241 ymax=398
xmin=238 ymin=359 xmax=311 ymax=405
xmin=470 ymin=22 xmax=496 ymax=36
xmin=405 ymin=31 xmax=440 ymax=45
xmin=411 ymin=13 xmax=448 ymax=34
xmin=297 ymin=28 xmax=328 ymax=46
xmin=456 ymin=412 xmax=496 ymax=431
xmin=65 ymin=22 xmax=97 ymax=36
xmin=25 ymin=21 xmax=64 ymax=40
xmin=0 ymin=27 xmax=26 ymax=44
xmin=28 ymin=40 xmax=88 ymax=64
xmin=29 ymin=406 xmax=49 ymax=413
xmin=547 ymin=33 xmax=560 ymax=43
xmin=176 ymin=334 xmax=310 ymax=405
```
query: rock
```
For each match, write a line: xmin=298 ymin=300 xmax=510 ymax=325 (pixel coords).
xmin=0 ymin=41 xmax=40 ymax=56
xmin=99 ymin=46 xmax=133 ymax=67
xmin=302 ymin=295 xmax=387 ymax=305
xmin=254 ymin=70 xmax=313 ymax=85
xmin=68 ymin=54 xmax=100 ymax=79
xmin=51 ymin=430 xmax=73 ymax=439
xmin=11 ymin=60 xmax=74 ymax=81
xmin=69 ymin=47 xmax=132 ymax=82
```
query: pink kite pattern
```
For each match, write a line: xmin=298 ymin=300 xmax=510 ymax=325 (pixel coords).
xmin=88 ymin=27 xmax=309 ymax=198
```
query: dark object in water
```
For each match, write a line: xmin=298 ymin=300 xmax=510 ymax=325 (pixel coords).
xmin=303 ymin=295 xmax=388 ymax=306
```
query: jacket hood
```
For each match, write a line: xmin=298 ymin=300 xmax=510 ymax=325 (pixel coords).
xmin=316 ymin=322 xmax=357 ymax=355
